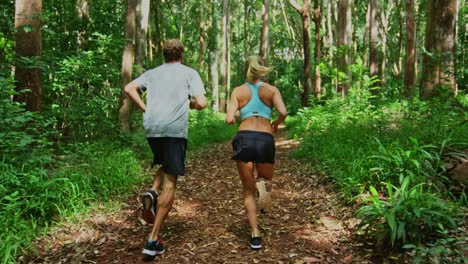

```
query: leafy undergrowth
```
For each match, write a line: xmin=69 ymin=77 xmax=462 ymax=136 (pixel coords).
xmin=0 ymin=91 xmax=235 ymax=264
xmin=286 ymin=91 xmax=468 ymax=263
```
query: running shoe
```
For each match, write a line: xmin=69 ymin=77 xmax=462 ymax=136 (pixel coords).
xmin=249 ymin=236 xmax=262 ymax=250
xmin=141 ymin=189 xmax=158 ymax=224
xmin=142 ymin=238 xmax=165 ymax=261
xmin=256 ymin=180 xmax=272 ymax=213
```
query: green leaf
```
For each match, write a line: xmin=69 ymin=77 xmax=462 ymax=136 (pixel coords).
xmin=23 ymin=26 xmax=32 ymax=33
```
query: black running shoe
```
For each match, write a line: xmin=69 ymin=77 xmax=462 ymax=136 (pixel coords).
xmin=142 ymin=238 xmax=165 ymax=261
xmin=250 ymin=236 xmax=262 ymax=250
xmin=141 ymin=189 xmax=158 ymax=224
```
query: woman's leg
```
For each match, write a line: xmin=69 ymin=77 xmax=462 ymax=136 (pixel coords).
xmin=236 ymin=161 xmax=261 ymax=237
xmin=255 ymin=163 xmax=274 ymax=212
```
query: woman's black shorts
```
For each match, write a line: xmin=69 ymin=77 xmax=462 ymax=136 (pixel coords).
xmin=231 ymin=130 xmax=275 ymax=164
xmin=147 ymin=137 xmax=187 ymax=176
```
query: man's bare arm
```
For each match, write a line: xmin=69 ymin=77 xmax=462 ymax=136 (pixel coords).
xmin=124 ymin=81 xmax=146 ymax=112
xmin=189 ymin=94 xmax=207 ymax=111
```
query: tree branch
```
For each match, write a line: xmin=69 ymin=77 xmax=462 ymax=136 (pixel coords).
xmin=289 ymin=0 xmax=302 ymax=12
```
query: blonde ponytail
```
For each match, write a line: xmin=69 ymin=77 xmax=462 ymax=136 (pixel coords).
xmin=245 ymin=55 xmax=273 ymax=83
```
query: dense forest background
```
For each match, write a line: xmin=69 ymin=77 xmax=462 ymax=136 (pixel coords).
xmin=1 ymin=0 xmax=467 ymax=263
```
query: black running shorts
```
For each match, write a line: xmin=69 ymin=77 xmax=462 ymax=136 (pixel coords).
xmin=147 ymin=137 xmax=187 ymax=176
xmin=231 ymin=130 xmax=275 ymax=164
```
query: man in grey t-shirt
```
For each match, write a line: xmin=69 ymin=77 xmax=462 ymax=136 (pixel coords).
xmin=125 ymin=39 xmax=206 ymax=261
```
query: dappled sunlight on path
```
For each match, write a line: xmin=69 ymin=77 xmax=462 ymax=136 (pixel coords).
xmin=29 ymin=127 xmax=375 ymax=264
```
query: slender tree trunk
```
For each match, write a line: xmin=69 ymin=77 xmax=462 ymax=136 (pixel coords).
xmin=153 ymin=0 xmax=162 ymax=64
xmin=259 ymin=0 xmax=270 ymax=65
xmin=147 ymin=25 xmax=153 ymax=62
xmin=211 ymin=0 xmax=220 ymax=112
xmin=337 ymin=0 xmax=352 ymax=97
xmin=379 ymin=1 xmax=393 ymax=88
xmin=14 ymin=0 xmax=42 ymax=112
xmin=362 ymin=2 xmax=370 ymax=68
xmin=199 ymin=2 xmax=205 ymax=73
xmin=135 ymin=0 xmax=150 ymax=75
xmin=369 ymin=0 xmax=379 ymax=84
xmin=404 ymin=0 xmax=416 ymax=97
xmin=227 ymin=3 xmax=231 ymax=103
xmin=119 ymin=0 xmax=137 ymax=132
xmin=76 ymin=0 xmax=89 ymax=51
xmin=280 ymin=0 xmax=295 ymax=42
xmin=313 ymin=0 xmax=321 ymax=98
xmin=244 ymin=0 xmax=249 ymax=58
xmin=420 ymin=0 xmax=457 ymax=98
xmin=326 ymin=0 xmax=334 ymax=60
xmin=220 ymin=0 xmax=229 ymax=113
xmin=290 ymin=0 xmax=312 ymax=107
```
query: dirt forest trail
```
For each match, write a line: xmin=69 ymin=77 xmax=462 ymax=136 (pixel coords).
xmin=32 ymin=127 xmax=377 ymax=264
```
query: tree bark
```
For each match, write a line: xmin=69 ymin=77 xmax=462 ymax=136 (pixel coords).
xmin=135 ymin=0 xmax=150 ymax=75
xmin=211 ymin=0 xmax=220 ymax=112
xmin=337 ymin=0 xmax=352 ymax=97
xmin=118 ymin=0 xmax=137 ymax=133
xmin=220 ymin=0 xmax=229 ymax=113
xmin=14 ymin=0 xmax=42 ymax=112
xmin=76 ymin=0 xmax=89 ymax=51
xmin=313 ymin=0 xmax=321 ymax=98
xmin=326 ymin=0 xmax=334 ymax=60
xmin=199 ymin=2 xmax=205 ymax=73
xmin=259 ymin=0 xmax=270 ymax=65
xmin=153 ymin=0 xmax=163 ymax=64
xmin=362 ymin=2 xmax=370 ymax=68
xmin=290 ymin=0 xmax=312 ymax=107
xmin=420 ymin=0 xmax=457 ymax=98
xmin=403 ymin=0 xmax=416 ymax=97
xmin=379 ymin=1 xmax=394 ymax=88
xmin=369 ymin=0 xmax=379 ymax=83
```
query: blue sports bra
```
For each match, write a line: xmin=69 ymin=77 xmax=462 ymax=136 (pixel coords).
xmin=239 ymin=82 xmax=272 ymax=121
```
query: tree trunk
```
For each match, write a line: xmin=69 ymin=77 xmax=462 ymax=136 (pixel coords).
xmin=220 ymin=0 xmax=229 ymax=113
xmin=420 ymin=0 xmax=457 ymax=98
xmin=403 ymin=0 xmax=416 ymax=97
xmin=76 ymin=0 xmax=89 ymax=51
xmin=326 ymin=0 xmax=334 ymax=60
xmin=153 ymin=0 xmax=163 ymax=64
xmin=135 ymin=0 xmax=150 ymax=75
xmin=337 ymin=0 xmax=352 ymax=97
xmin=362 ymin=2 xmax=370 ymax=68
xmin=14 ymin=0 xmax=42 ymax=112
xmin=211 ymin=0 xmax=220 ymax=112
xmin=313 ymin=0 xmax=321 ymax=98
xmin=259 ymin=0 xmax=270 ymax=65
xmin=290 ymin=0 xmax=312 ymax=107
xmin=379 ymin=1 xmax=393 ymax=88
xmin=118 ymin=0 xmax=137 ymax=133
xmin=199 ymin=2 xmax=205 ymax=73
xmin=244 ymin=0 xmax=249 ymax=58
xmin=369 ymin=0 xmax=379 ymax=83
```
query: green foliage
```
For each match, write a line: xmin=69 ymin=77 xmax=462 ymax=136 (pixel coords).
xmin=357 ymin=178 xmax=456 ymax=247
xmin=287 ymin=85 xmax=467 ymax=251
xmin=404 ymin=228 xmax=468 ymax=264
xmin=188 ymin=109 xmax=237 ymax=150
xmin=0 ymin=139 xmax=145 ymax=263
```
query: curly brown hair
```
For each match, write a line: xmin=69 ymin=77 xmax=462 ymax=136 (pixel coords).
xmin=163 ymin=39 xmax=184 ymax=62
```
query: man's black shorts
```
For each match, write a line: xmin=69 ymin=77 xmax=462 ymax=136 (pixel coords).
xmin=147 ymin=137 xmax=187 ymax=176
xmin=231 ymin=130 xmax=275 ymax=164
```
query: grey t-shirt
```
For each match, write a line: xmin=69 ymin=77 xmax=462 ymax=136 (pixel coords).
xmin=135 ymin=63 xmax=205 ymax=138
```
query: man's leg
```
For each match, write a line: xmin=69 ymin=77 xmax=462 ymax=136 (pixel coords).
xmin=236 ymin=161 xmax=261 ymax=238
xmin=152 ymin=167 xmax=164 ymax=192
xmin=148 ymin=171 xmax=178 ymax=241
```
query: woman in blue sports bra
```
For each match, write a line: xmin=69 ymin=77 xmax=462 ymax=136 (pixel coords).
xmin=225 ymin=55 xmax=287 ymax=250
